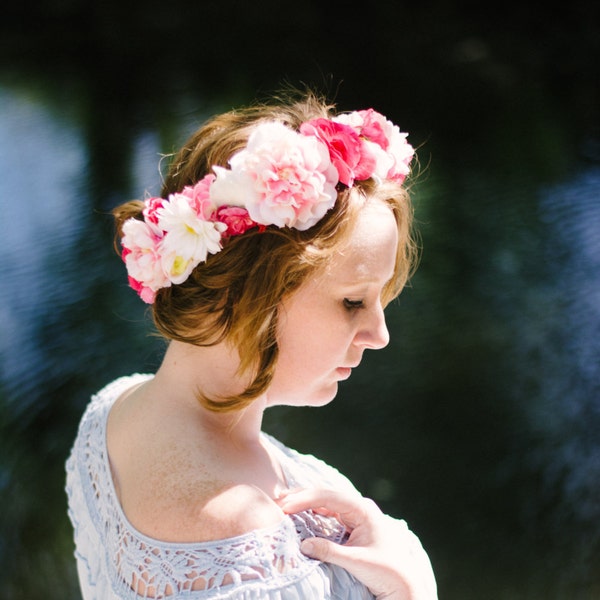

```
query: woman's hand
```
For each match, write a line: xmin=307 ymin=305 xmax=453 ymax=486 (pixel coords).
xmin=276 ymin=488 xmax=437 ymax=600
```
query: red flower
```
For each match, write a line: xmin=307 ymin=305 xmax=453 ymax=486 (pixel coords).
xmin=300 ymin=118 xmax=374 ymax=186
xmin=215 ymin=206 xmax=257 ymax=236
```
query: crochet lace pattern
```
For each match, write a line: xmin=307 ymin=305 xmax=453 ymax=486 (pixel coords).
xmin=66 ymin=375 xmax=368 ymax=599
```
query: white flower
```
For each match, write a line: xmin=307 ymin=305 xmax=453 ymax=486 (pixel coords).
xmin=156 ymin=194 xmax=226 ymax=284
xmin=385 ymin=129 xmax=414 ymax=182
xmin=210 ymin=164 xmax=249 ymax=208
xmin=333 ymin=112 xmax=364 ymax=129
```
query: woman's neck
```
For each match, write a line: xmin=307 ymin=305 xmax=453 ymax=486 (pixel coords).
xmin=151 ymin=339 xmax=267 ymax=445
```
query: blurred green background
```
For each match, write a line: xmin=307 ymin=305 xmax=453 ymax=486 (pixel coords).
xmin=1 ymin=1 xmax=599 ymax=598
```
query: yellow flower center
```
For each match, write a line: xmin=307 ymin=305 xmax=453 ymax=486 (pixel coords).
xmin=171 ymin=255 xmax=188 ymax=277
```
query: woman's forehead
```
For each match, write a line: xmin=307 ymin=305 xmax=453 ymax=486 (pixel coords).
xmin=322 ymin=204 xmax=398 ymax=285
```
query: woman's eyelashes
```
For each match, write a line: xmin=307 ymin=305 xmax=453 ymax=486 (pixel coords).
xmin=343 ymin=298 xmax=364 ymax=310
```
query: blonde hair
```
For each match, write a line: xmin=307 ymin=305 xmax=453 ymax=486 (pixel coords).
xmin=113 ymin=91 xmax=417 ymax=412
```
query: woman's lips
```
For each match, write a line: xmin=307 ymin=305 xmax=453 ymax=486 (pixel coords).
xmin=336 ymin=367 xmax=353 ymax=380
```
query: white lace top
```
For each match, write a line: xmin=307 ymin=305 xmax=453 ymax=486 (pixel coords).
xmin=65 ymin=375 xmax=410 ymax=599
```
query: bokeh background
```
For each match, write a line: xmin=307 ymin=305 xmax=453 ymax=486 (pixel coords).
xmin=1 ymin=1 xmax=599 ymax=598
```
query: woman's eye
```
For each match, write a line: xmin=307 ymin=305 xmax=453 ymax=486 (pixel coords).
xmin=343 ymin=298 xmax=364 ymax=310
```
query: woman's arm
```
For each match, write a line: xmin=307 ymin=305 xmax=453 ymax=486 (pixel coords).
xmin=277 ymin=488 xmax=437 ymax=600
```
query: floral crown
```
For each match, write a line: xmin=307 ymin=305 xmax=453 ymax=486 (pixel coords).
xmin=120 ymin=109 xmax=414 ymax=303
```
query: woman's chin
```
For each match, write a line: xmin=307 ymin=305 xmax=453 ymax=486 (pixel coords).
xmin=300 ymin=382 xmax=340 ymax=407
xmin=268 ymin=383 xmax=339 ymax=408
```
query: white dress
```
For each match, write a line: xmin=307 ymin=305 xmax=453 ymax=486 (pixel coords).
xmin=66 ymin=374 xmax=432 ymax=599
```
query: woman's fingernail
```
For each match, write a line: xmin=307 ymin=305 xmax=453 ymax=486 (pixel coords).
xmin=300 ymin=540 xmax=315 ymax=556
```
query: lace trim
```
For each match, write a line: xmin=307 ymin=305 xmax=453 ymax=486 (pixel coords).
xmin=68 ymin=375 xmax=349 ymax=598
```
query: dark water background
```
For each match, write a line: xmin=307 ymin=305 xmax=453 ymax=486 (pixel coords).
xmin=0 ymin=1 xmax=599 ymax=598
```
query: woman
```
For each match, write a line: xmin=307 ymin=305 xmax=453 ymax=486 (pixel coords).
xmin=66 ymin=92 xmax=437 ymax=599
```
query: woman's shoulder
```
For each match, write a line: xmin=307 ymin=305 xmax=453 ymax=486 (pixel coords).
xmin=106 ymin=393 xmax=285 ymax=545
xmin=95 ymin=373 xmax=154 ymax=407
xmin=68 ymin=374 xmax=153 ymax=472
xmin=77 ymin=373 xmax=154 ymax=425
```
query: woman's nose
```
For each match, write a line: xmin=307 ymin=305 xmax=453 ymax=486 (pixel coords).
xmin=354 ymin=303 xmax=390 ymax=350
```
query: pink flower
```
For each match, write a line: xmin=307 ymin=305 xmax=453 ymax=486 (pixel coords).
xmin=334 ymin=109 xmax=414 ymax=183
xmin=142 ymin=197 xmax=165 ymax=225
xmin=121 ymin=218 xmax=170 ymax=300
xmin=180 ymin=174 xmax=216 ymax=219
xmin=127 ymin=276 xmax=156 ymax=304
xmin=210 ymin=122 xmax=339 ymax=231
xmin=356 ymin=109 xmax=390 ymax=149
xmin=215 ymin=206 xmax=257 ymax=236
xmin=300 ymin=118 xmax=374 ymax=186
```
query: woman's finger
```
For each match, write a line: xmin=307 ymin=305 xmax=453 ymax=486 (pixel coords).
xmin=276 ymin=488 xmax=375 ymax=528
xmin=300 ymin=536 xmax=354 ymax=565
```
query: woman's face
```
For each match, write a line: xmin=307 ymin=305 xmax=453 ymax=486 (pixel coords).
xmin=267 ymin=199 xmax=399 ymax=408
